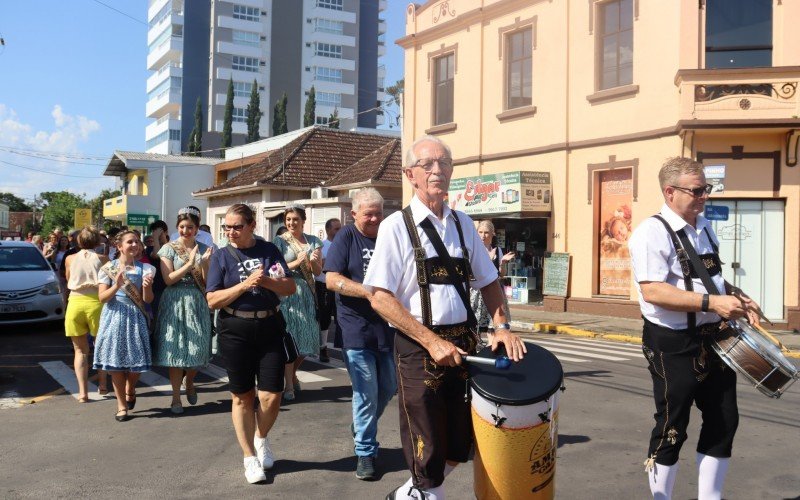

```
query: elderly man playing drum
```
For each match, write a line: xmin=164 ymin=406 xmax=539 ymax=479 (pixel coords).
xmin=364 ymin=135 xmax=526 ymax=500
xmin=629 ymin=157 xmax=762 ymax=500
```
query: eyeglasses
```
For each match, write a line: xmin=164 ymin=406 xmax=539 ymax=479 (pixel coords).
xmin=413 ymin=158 xmax=453 ymax=171
xmin=221 ymin=224 xmax=246 ymax=232
xmin=671 ymin=184 xmax=713 ymax=197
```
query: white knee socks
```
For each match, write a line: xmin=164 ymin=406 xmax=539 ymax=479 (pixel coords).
xmin=393 ymin=477 xmax=445 ymax=500
xmin=696 ymin=453 xmax=728 ymax=500
xmin=648 ymin=462 xmax=678 ymax=499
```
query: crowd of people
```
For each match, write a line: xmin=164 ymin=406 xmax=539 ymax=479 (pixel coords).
xmin=34 ymin=135 xmax=762 ymax=499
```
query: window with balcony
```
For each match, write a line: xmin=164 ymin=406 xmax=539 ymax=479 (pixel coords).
xmin=233 ymin=107 xmax=247 ymax=123
xmin=232 ymin=56 xmax=260 ymax=72
xmin=705 ymin=0 xmax=772 ymax=69
xmin=317 ymin=92 xmax=342 ymax=108
xmin=317 ymin=0 xmax=343 ymax=11
xmin=233 ymin=30 xmax=260 ymax=47
xmin=598 ymin=0 xmax=633 ymax=90
xmin=146 ymin=129 xmax=180 ymax=149
xmin=315 ymin=116 xmax=330 ymax=125
xmin=233 ymin=81 xmax=253 ymax=98
xmin=315 ymin=67 xmax=343 ymax=83
xmin=315 ymin=43 xmax=342 ymax=59
xmin=315 ymin=18 xmax=344 ymax=34
xmin=232 ymin=4 xmax=260 ymax=22
xmin=433 ymin=53 xmax=454 ymax=125
xmin=147 ymin=76 xmax=182 ymax=101
xmin=505 ymin=28 xmax=532 ymax=109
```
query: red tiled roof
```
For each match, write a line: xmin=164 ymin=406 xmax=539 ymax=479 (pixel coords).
xmin=324 ymin=139 xmax=401 ymax=188
xmin=196 ymin=128 xmax=401 ymax=194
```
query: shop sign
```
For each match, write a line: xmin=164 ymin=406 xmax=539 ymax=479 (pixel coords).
xmin=543 ymin=252 xmax=570 ymax=296
xmin=126 ymin=213 xmax=159 ymax=226
xmin=704 ymin=205 xmax=729 ymax=221
xmin=74 ymin=208 xmax=92 ymax=228
xmin=704 ymin=165 xmax=725 ymax=194
xmin=448 ymin=171 xmax=551 ymax=216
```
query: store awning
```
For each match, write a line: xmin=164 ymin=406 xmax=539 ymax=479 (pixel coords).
xmin=262 ymin=207 xmax=286 ymax=219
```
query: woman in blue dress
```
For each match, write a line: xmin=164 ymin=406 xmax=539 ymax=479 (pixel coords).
xmin=272 ymin=205 xmax=322 ymax=401
xmin=93 ymin=230 xmax=155 ymax=422
xmin=152 ymin=207 xmax=213 ymax=414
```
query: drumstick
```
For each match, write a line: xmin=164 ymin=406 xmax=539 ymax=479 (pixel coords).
xmin=753 ymin=307 xmax=773 ymax=326
xmin=751 ymin=322 xmax=789 ymax=353
xmin=464 ymin=356 xmax=512 ymax=370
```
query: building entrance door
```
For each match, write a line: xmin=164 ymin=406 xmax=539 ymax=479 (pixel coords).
xmin=706 ymin=200 xmax=785 ymax=321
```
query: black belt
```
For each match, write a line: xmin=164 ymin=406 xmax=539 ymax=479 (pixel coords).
xmin=222 ymin=306 xmax=278 ymax=319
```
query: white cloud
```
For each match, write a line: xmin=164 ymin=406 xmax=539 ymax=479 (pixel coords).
xmin=0 ymin=104 xmax=107 ymax=200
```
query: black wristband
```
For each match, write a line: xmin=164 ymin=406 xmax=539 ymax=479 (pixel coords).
xmin=701 ymin=293 xmax=710 ymax=312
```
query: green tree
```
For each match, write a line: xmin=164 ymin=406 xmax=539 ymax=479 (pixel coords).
xmin=39 ymin=191 xmax=87 ymax=234
xmin=87 ymin=188 xmax=122 ymax=228
xmin=303 ymin=86 xmax=316 ymax=127
xmin=221 ymin=79 xmax=234 ymax=157
xmin=0 ymin=192 xmax=31 ymax=212
xmin=246 ymin=78 xmax=262 ymax=143
xmin=385 ymin=78 xmax=404 ymax=128
xmin=328 ymin=108 xmax=340 ymax=129
xmin=187 ymin=97 xmax=203 ymax=156
xmin=272 ymin=92 xmax=288 ymax=136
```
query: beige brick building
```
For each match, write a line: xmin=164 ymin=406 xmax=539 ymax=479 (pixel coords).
xmin=399 ymin=0 xmax=800 ymax=327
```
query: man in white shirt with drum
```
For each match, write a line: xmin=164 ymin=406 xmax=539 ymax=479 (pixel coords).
xmin=364 ymin=135 xmax=526 ymax=500
xmin=629 ymin=156 xmax=762 ymax=500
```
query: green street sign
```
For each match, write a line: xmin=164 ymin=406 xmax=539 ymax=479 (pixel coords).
xmin=127 ymin=213 xmax=159 ymax=226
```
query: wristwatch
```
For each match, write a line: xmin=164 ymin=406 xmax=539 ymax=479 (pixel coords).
xmin=496 ymin=322 xmax=511 ymax=331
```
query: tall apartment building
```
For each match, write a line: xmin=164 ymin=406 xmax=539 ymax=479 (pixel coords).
xmin=145 ymin=0 xmax=386 ymax=155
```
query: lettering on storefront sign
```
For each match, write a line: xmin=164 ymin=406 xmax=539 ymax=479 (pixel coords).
xmin=704 ymin=165 xmax=726 ymax=194
xmin=543 ymin=252 xmax=570 ymax=296
xmin=717 ymin=224 xmax=751 ymax=241
xmin=704 ymin=205 xmax=729 ymax=221
xmin=448 ymin=171 xmax=552 ymax=216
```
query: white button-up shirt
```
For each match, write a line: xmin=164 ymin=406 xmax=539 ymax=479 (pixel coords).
xmin=629 ymin=203 xmax=725 ymax=329
xmin=364 ymin=196 xmax=498 ymax=326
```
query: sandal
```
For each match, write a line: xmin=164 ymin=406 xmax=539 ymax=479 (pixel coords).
xmin=98 ymin=386 xmax=109 ymax=397
xmin=115 ymin=409 xmax=130 ymax=422
xmin=126 ymin=392 xmax=136 ymax=411
xmin=78 ymin=395 xmax=89 ymax=403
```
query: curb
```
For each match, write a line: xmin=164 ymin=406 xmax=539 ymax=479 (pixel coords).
xmin=512 ymin=320 xmax=800 ymax=359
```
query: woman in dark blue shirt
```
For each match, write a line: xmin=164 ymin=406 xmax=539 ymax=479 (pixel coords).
xmin=206 ymin=204 xmax=295 ymax=485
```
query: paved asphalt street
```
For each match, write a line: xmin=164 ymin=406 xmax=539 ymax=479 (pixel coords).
xmin=1 ymin=322 xmax=799 ymax=499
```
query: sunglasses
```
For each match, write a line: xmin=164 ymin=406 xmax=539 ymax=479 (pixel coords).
xmin=671 ymin=184 xmax=713 ymax=197
xmin=221 ymin=224 xmax=246 ymax=232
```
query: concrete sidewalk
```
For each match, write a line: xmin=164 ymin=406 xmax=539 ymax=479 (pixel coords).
xmin=508 ymin=304 xmax=800 ymax=359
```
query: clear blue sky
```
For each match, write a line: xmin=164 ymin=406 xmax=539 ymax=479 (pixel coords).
xmin=0 ymin=0 xmax=406 ymax=204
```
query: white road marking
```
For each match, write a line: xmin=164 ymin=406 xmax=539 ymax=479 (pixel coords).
xmin=532 ymin=338 xmax=644 ymax=358
xmin=39 ymin=361 xmax=101 ymax=401
xmin=535 ymin=346 xmax=628 ymax=362
xmin=137 ymin=371 xmax=174 ymax=395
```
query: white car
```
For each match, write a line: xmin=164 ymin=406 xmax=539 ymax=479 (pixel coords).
xmin=0 ymin=241 xmax=65 ymax=325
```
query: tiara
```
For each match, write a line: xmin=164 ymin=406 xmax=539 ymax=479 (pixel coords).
xmin=178 ymin=207 xmax=201 ymax=217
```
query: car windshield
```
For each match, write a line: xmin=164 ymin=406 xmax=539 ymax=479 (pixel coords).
xmin=0 ymin=247 xmax=51 ymax=271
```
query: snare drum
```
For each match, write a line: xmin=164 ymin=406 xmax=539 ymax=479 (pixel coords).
xmin=713 ymin=319 xmax=799 ymax=398
xmin=469 ymin=343 xmax=564 ymax=500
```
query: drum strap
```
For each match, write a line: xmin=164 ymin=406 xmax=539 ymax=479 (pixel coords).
xmin=652 ymin=215 xmax=722 ymax=329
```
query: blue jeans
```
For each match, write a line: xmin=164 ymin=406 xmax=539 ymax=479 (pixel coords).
xmin=343 ymin=348 xmax=397 ymax=457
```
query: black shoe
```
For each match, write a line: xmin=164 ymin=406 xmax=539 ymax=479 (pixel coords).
xmin=319 ymin=347 xmax=330 ymax=362
xmin=115 ymin=409 xmax=130 ymax=422
xmin=356 ymin=455 xmax=376 ymax=481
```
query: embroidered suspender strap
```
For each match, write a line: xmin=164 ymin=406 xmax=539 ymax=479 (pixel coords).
xmin=170 ymin=242 xmax=206 ymax=293
xmin=652 ymin=215 xmax=697 ymax=328
xmin=401 ymin=206 xmax=433 ymax=327
xmin=449 ymin=210 xmax=476 ymax=283
xmin=418 ymin=216 xmax=479 ymax=328
xmin=676 ymin=229 xmax=722 ymax=296
xmin=101 ymin=261 xmax=152 ymax=327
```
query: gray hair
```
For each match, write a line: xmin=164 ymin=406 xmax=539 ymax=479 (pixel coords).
xmin=403 ymin=135 xmax=452 ymax=169
xmin=351 ymin=187 xmax=384 ymax=212
xmin=477 ymin=220 xmax=495 ymax=234
xmin=658 ymin=157 xmax=705 ymax=190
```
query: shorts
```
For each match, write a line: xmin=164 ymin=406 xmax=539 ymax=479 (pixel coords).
xmin=64 ymin=293 xmax=102 ymax=337
xmin=217 ymin=310 xmax=288 ymax=394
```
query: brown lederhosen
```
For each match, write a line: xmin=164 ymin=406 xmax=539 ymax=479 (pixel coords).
xmin=396 ymin=207 xmax=479 ymax=490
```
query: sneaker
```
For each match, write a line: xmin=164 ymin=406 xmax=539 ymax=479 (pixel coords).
xmin=319 ymin=347 xmax=330 ymax=362
xmin=254 ymin=435 xmax=275 ymax=470
xmin=356 ymin=455 xmax=376 ymax=481
xmin=243 ymin=456 xmax=266 ymax=484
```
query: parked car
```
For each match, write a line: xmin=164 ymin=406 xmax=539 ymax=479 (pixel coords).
xmin=0 ymin=241 xmax=65 ymax=325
